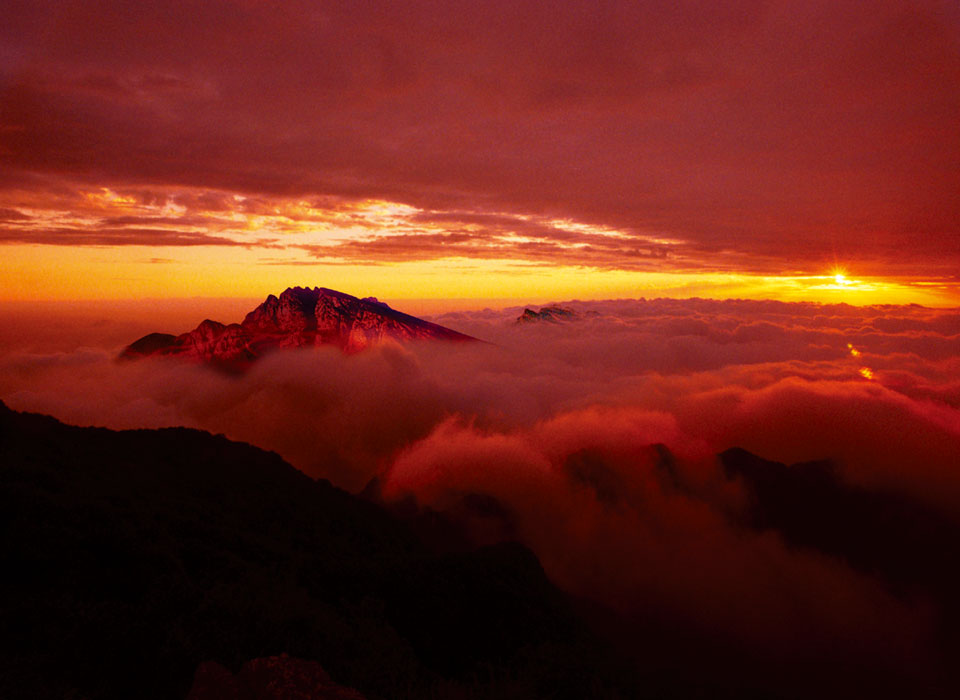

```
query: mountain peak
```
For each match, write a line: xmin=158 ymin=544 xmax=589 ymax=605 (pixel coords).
xmin=516 ymin=305 xmax=577 ymax=324
xmin=122 ymin=286 xmax=479 ymax=369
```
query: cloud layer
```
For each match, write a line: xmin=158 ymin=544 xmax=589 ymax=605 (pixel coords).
xmin=3 ymin=297 xmax=960 ymax=691
xmin=2 ymin=0 xmax=959 ymax=278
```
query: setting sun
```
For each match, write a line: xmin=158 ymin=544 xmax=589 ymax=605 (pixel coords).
xmin=831 ymin=267 xmax=855 ymax=287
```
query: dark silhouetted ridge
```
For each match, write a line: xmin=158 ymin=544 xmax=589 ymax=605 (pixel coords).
xmin=720 ymin=447 xmax=960 ymax=634
xmin=0 ymin=401 xmax=633 ymax=700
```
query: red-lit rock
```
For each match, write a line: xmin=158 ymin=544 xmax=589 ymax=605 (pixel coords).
xmin=120 ymin=286 xmax=478 ymax=369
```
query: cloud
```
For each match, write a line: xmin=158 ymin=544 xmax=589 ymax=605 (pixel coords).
xmin=1 ymin=1 xmax=958 ymax=276
xmin=3 ymin=296 xmax=960 ymax=689
xmin=0 ymin=225 xmax=246 ymax=246
xmin=381 ymin=413 xmax=931 ymax=672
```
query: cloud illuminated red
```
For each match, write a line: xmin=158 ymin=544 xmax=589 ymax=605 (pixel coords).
xmin=1 ymin=0 xmax=958 ymax=298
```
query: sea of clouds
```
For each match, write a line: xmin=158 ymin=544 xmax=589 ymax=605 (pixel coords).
xmin=3 ymin=297 xmax=960 ymax=692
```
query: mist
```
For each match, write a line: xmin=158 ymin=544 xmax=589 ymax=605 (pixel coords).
xmin=3 ymin=296 xmax=960 ymax=691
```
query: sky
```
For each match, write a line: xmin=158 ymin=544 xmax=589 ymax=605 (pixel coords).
xmin=2 ymin=0 xmax=959 ymax=306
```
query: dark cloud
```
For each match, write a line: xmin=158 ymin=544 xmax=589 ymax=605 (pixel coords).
xmin=1 ymin=0 xmax=958 ymax=275
xmin=0 ymin=208 xmax=29 ymax=222
xmin=301 ymin=233 xmax=675 ymax=269
xmin=0 ymin=225 xmax=245 ymax=246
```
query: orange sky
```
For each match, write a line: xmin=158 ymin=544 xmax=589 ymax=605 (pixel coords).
xmin=0 ymin=188 xmax=955 ymax=307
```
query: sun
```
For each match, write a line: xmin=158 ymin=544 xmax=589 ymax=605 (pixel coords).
xmin=832 ymin=268 xmax=852 ymax=286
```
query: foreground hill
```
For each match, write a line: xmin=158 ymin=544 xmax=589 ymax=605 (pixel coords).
xmin=720 ymin=447 xmax=960 ymax=626
xmin=0 ymin=401 xmax=629 ymax=700
xmin=121 ymin=286 xmax=478 ymax=369
xmin=6 ymin=399 xmax=953 ymax=697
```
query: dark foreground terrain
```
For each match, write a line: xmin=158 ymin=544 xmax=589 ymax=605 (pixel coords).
xmin=4 ymin=400 xmax=960 ymax=699
xmin=0 ymin=401 xmax=635 ymax=700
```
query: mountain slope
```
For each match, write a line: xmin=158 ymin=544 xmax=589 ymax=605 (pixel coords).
xmin=121 ymin=286 xmax=478 ymax=368
xmin=720 ymin=447 xmax=960 ymax=602
xmin=0 ymin=401 xmax=629 ymax=700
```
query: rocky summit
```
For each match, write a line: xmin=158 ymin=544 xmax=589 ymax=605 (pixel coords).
xmin=516 ymin=305 xmax=578 ymax=324
xmin=121 ymin=286 xmax=478 ymax=369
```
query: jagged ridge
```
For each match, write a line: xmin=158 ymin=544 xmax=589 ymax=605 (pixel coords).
xmin=516 ymin=305 xmax=577 ymax=324
xmin=515 ymin=305 xmax=598 ymax=324
xmin=121 ymin=286 xmax=478 ymax=368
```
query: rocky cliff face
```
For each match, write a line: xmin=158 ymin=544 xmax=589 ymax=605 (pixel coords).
xmin=121 ymin=286 xmax=478 ymax=369
xmin=516 ymin=305 xmax=578 ymax=324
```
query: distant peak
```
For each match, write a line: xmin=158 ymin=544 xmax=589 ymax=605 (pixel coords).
xmin=516 ymin=305 xmax=578 ymax=324
xmin=122 ymin=285 xmax=479 ymax=369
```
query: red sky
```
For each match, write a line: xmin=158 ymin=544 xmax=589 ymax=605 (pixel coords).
xmin=1 ymin=0 xmax=959 ymax=304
